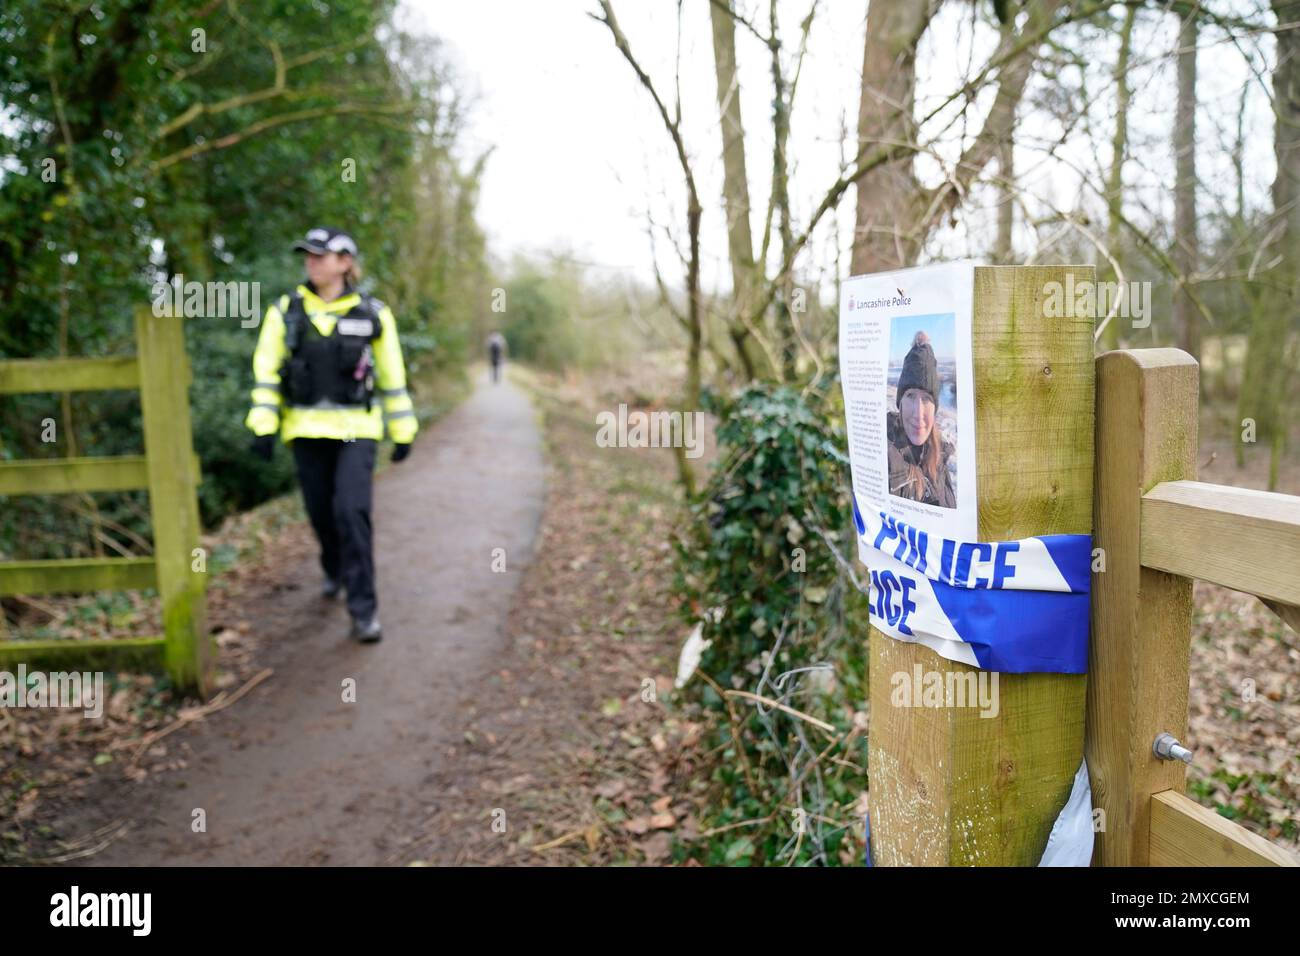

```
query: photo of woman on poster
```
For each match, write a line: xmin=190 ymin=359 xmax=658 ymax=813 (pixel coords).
xmin=887 ymin=328 xmax=957 ymax=509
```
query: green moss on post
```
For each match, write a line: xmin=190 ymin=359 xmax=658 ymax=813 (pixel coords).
xmin=135 ymin=307 xmax=212 ymax=698
xmin=0 ymin=636 xmax=166 ymax=672
xmin=0 ymin=355 xmax=140 ymax=393
xmin=0 ymin=456 xmax=150 ymax=496
xmin=0 ymin=557 xmax=157 ymax=595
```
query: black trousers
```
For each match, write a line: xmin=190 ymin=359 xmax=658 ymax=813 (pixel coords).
xmin=291 ymin=437 xmax=377 ymax=621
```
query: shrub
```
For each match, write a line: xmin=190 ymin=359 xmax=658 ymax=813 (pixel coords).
xmin=674 ymin=382 xmax=870 ymax=866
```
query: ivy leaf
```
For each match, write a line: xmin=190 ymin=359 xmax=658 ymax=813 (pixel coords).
xmin=724 ymin=837 xmax=755 ymax=864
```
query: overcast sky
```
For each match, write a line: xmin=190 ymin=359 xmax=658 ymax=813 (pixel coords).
xmin=399 ymin=0 xmax=871 ymax=288
xmin=399 ymin=0 xmax=1276 ymax=290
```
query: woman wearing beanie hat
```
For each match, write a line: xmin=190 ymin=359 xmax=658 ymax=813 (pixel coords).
xmin=887 ymin=330 xmax=956 ymax=508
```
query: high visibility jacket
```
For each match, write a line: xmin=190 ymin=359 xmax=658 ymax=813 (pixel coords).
xmin=244 ymin=284 xmax=418 ymax=444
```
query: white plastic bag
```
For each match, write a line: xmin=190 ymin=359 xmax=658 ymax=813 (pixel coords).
xmin=1038 ymin=759 xmax=1094 ymax=866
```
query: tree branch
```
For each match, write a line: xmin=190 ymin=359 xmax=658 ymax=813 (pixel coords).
xmin=151 ymin=101 xmax=414 ymax=170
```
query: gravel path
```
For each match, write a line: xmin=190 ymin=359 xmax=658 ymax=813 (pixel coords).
xmin=88 ymin=374 xmax=545 ymax=865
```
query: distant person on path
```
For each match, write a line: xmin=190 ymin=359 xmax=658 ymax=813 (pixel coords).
xmin=486 ymin=330 xmax=507 ymax=383
xmin=887 ymin=331 xmax=956 ymax=509
xmin=245 ymin=227 xmax=419 ymax=643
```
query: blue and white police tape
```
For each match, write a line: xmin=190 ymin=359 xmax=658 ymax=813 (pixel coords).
xmin=852 ymin=495 xmax=1090 ymax=673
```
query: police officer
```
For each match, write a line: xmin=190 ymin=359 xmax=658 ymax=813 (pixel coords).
xmin=245 ymin=227 xmax=418 ymax=642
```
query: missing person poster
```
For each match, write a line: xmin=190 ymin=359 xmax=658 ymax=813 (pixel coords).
xmin=840 ymin=262 xmax=978 ymax=542
xmin=839 ymin=262 xmax=1089 ymax=674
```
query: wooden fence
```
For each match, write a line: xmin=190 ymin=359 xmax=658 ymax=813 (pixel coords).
xmin=1088 ymin=347 xmax=1299 ymax=867
xmin=0 ymin=309 xmax=212 ymax=696
xmin=866 ymin=267 xmax=1298 ymax=866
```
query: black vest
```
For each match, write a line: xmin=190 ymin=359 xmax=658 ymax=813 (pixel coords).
xmin=279 ymin=291 xmax=382 ymax=409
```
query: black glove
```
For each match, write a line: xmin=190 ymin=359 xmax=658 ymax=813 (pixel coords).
xmin=391 ymin=443 xmax=411 ymax=463
xmin=251 ymin=434 xmax=275 ymax=461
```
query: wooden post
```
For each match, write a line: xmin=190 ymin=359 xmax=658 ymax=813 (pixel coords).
xmin=1087 ymin=349 xmax=1197 ymax=865
xmin=135 ymin=307 xmax=212 ymax=697
xmin=867 ymin=265 xmax=1095 ymax=865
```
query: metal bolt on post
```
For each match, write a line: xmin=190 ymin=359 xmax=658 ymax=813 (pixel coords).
xmin=1152 ymin=732 xmax=1193 ymax=763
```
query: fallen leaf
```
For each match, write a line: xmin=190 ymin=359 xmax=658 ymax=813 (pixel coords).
xmin=639 ymin=831 xmax=672 ymax=864
xmin=595 ymin=780 xmax=626 ymax=800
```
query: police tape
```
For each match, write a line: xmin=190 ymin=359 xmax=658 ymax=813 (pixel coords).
xmin=852 ymin=495 xmax=1090 ymax=673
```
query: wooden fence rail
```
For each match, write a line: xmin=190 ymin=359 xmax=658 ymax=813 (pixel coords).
xmin=1141 ymin=480 xmax=1300 ymax=609
xmin=0 ymin=309 xmax=211 ymax=696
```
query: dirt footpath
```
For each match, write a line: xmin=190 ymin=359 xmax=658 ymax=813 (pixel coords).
xmin=87 ymin=374 xmax=545 ymax=865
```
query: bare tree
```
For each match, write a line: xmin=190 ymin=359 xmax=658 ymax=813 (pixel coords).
xmin=995 ymin=138 xmax=1015 ymax=263
xmin=852 ymin=0 xmax=940 ymax=272
xmin=851 ymin=0 xmax=1066 ymax=273
xmin=993 ymin=8 xmax=1018 ymax=265
xmin=594 ymin=0 xmax=703 ymax=493
xmin=1100 ymin=5 xmax=1137 ymax=352
xmin=1173 ymin=4 xmax=1201 ymax=360
xmin=709 ymin=0 xmax=764 ymax=380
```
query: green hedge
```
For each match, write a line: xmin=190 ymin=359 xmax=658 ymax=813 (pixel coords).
xmin=675 ymin=382 xmax=870 ymax=866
